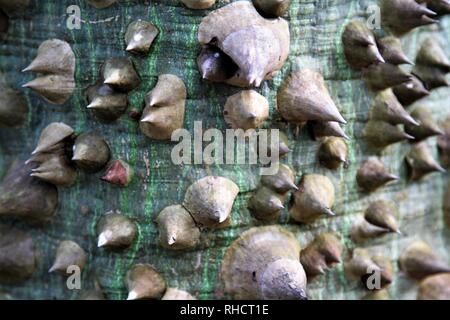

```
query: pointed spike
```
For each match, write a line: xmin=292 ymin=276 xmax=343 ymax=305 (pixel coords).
xmin=247 ymin=112 xmax=258 ymax=120
xmin=257 ymin=258 xmax=309 ymax=300
xmin=0 ymin=162 xmax=59 ymax=223
xmin=85 ymin=84 xmax=128 ymax=122
xmin=21 ymin=39 xmax=76 ymax=76
xmin=125 ymin=264 xmax=166 ymax=300
xmin=364 ymin=200 xmax=400 ymax=235
xmin=260 ymin=163 xmax=297 ymax=194
xmin=318 ymin=136 xmax=348 ymax=170
xmin=403 ymin=56 xmax=414 ymax=65
xmin=302 ymin=233 xmax=344 ymax=274
xmin=218 ymin=210 xmax=228 ymax=223
xmin=323 ymin=207 xmax=336 ymax=216
xmin=183 ymin=176 xmax=238 ymax=228
xmin=140 ymin=113 xmax=155 ymax=123
xmin=86 ymin=97 xmax=104 ymax=109
xmin=167 ymin=236 xmax=176 ymax=246
xmin=127 ymin=291 xmax=138 ymax=301
xmin=328 ymin=255 xmax=341 ymax=264
xmin=386 ymin=173 xmax=400 ymax=181
xmin=248 ymin=187 xmax=285 ymax=221
xmin=48 ymin=264 xmax=58 ymax=273
xmin=124 ymin=20 xmax=159 ymax=55
xmin=156 ymin=205 xmax=200 ymax=250
xmin=288 ymin=181 xmax=299 ymax=191
xmin=400 ymin=241 xmax=450 ymax=279
xmin=97 ymin=232 xmax=109 ymax=248
xmin=380 ymin=0 xmax=440 ymax=35
xmin=338 ymin=156 xmax=347 ymax=163
xmin=370 ymin=89 xmax=419 ymax=126
xmin=342 ymin=21 xmax=385 ymax=70
xmin=73 ymin=133 xmax=110 ymax=173
xmin=246 ymin=74 xmax=257 ymax=87
xmin=362 ymin=63 xmax=413 ymax=91
xmin=290 ymin=174 xmax=335 ymax=223
xmin=335 ymin=112 xmax=347 ymax=124
xmin=22 ymin=58 xmax=47 ymax=74
xmin=271 ymin=201 xmax=285 ymax=210
xmin=22 ymin=74 xmax=75 ymax=105
xmin=277 ymin=69 xmax=346 ymax=124
xmin=148 ymin=97 xmax=158 ymax=107
xmin=406 ymin=107 xmax=444 ymax=141
xmin=29 ymin=172 xmax=41 ymax=178
xmin=278 ymin=143 xmax=291 ymax=155
xmin=32 ymin=122 xmax=74 ymax=155
xmin=345 ymin=248 xmax=381 ymax=281
xmin=434 ymin=163 xmax=446 ymax=173
xmin=224 ymin=90 xmax=269 ymax=131
xmin=49 ymin=240 xmax=86 ymax=275
xmin=96 ymin=212 xmax=137 ymax=249
xmin=421 ymin=15 xmax=439 ymax=25
xmin=357 ymin=156 xmax=399 ymax=192
xmin=368 ymin=44 xmax=386 ymax=64
xmin=393 ymin=75 xmax=430 ymax=106
xmin=419 ymin=6 xmax=438 ymax=16
xmin=416 ymin=38 xmax=450 ymax=72
xmin=196 ymin=44 xmax=232 ymax=82
xmin=342 ymin=132 xmax=351 ymax=140
xmin=406 ymin=142 xmax=445 ymax=180
xmin=126 ymin=42 xmax=138 ymax=52
xmin=22 ymin=65 xmax=34 ymax=73
xmin=357 ymin=38 xmax=373 ymax=46
xmin=405 ymin=114 xmax=420 ymax=127
xmin=104 ymin=74 xmax=121 ymax=86
xmin=102 ymin=58 xmax=140 ymax=92
xmin=316 ymin=266 xmax=326 ymax=275
xmin=404 ymin=132 xmax=415 ymax=140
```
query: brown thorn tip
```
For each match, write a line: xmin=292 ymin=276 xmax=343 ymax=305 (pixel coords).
xmin=324 ymin=207 xmax=335 ymax=216
xmin=407 ymin=116 xmax=420 ymax=127
xmin=423 ymin=7 xmax=438 ymax=16
xmin=387 ymin=173 xmax=400 ymax=181
xmin=48 ymin=265 xmax=57 ymax=273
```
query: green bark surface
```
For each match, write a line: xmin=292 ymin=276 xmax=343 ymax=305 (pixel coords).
xmin=0 ymin=0 xmax=449 ymax=300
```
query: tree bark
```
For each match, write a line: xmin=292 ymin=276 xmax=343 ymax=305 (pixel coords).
xmin=0 ymin=0 xmax=449 ymax=300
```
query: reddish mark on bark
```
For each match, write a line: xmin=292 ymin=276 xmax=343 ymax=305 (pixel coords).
xmin=101 ymin=160 xmax=129 ymax=187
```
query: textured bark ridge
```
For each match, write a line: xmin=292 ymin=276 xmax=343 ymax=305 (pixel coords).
xmin=0 ymin=0 xmax=449 ymax=300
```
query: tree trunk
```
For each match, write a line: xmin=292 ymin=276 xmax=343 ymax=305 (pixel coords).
xmin=0 ymin=0 xmax=449 ymax=300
